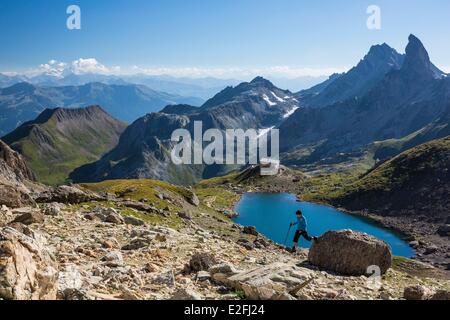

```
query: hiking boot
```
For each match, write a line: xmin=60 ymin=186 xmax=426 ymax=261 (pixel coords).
xmin=313 ymin=236 xmax=319 ymax=243
xmin=290 ymin=247 xmax=297 ymax=254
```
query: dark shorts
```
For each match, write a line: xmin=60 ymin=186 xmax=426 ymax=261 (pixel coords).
xmin=293 ymin=230 xmax=312 ymax=243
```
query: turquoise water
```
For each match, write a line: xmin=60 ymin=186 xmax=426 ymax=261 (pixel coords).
xmin=234 ymin=193 xmax=415 ymax=258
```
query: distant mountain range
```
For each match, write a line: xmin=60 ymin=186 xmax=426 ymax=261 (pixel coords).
xmin=70 ymin=77 xmax=300 ymax=184
xmin=2 ymin=34 xmax=448 ymax=187
xmin=0 ymin=82 xmax=203 ymax=135
xmin=0 ymin=73 xmax=28 ymax=88
xmin=0 ymin=71 xmax=328 ymax=99
xmin=0 ymin=72 xmax=236 ymax=98
xmin=2 ymin=106 xmax=126 ymax=185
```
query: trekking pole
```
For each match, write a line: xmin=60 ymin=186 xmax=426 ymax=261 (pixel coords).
xmin=284 ymin=224 xmax=292 ymax=247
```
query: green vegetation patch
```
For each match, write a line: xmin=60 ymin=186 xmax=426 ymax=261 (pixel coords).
xmin=69 ymin=199 xmax=183 ymax=229
xmin=194 ymin=187 xmax=241 ymax=211
xmin=81 ymin=179 xmax=192 ymax=211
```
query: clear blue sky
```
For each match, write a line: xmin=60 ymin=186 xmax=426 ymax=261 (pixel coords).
xmin=1 ymin=0 xmax=450 ymax=76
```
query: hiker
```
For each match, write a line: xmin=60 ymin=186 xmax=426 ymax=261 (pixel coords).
xmin=290 ymin=209 xmax=317 ymax=253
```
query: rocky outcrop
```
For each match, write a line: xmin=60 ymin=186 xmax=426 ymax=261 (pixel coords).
xmin=11 ymin=209 xmax=45 ymax=225
xmin=184 ymin=189 xmax=200 ymax=207
xmin=0 ymin=140 xmax=35 ymax=181
xmin=0 ymin=184 xmax=36 ymax=208
xmin=0 ymin=226 xmax=58 ymax=300
xmin=36 ymin=185 xmax=101 ymax=204
xmin=308 ymin=230 xmax=392 ymax=276
xmin=0 ymin=140 xmax=37 ymax=208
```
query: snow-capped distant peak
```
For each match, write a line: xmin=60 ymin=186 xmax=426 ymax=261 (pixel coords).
xmin=262 ymin=94 xmax=277 ymax=106
xmin=283 ymin=107 xmax=299 ymax=119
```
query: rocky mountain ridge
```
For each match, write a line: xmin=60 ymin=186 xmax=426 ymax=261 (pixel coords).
xmin=298 ymin=42 xmax=405 ymax=108
xmin=2 ymin=106 xmax=127 ymax=185
xmin=70 ymin=77 xmax=300 ymax=185
xmin=280 ymin=35 xmax=450 ymax=167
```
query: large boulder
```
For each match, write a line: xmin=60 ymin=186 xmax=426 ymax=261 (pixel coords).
xmin=36 ymin=185 xmax=100 ymax=204
xmin=0 ymin=226 xmax=58 ymax=300
xmin=12 ymin=209 xmax=45 ymax=225
xmin=184 ymin=188 xmax=200 ymax=207
xmin=0 ymin=184 xmax=36 ymax=208
xmin=308 ymin=230 xmax=392 ymax=276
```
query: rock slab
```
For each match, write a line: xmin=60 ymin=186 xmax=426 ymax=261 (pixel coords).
xmin=308 ymin=230 xmax=392 ymax=276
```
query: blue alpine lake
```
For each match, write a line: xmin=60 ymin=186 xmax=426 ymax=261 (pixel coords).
xmin=234 ymin=193 xmax=415 ymax=258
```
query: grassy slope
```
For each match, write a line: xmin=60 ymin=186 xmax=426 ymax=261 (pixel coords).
xmin=81 ymin=178 xmax=243 ymax=238
xmin=80 ymin=179 xmax=190 ymax=228
xmin=308 ymin=136 xmax=450 ymax=216
xmin=5 ymin=109 xmax=126 ymax=185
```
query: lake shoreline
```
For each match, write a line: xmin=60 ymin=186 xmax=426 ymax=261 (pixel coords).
xmin=240 ymin=190 xmax=412 ymax=242
xmin=232 ymin=191 xmax=415 ymax=258
xmin=227 ymin=189 xmax=449 ymax=270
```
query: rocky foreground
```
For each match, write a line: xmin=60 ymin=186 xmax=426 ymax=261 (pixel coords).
xmin=1 ymin=184 xmax=449 ymax=301
xmin=203 ymin=162 xmax=450 ymax=271
xmin=1 ymin=141 xmax=449 ymax=301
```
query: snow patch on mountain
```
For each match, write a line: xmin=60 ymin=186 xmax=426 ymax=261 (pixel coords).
xmin=271 ymin=91 xmax=285 ymax=103
xmin=262 ymin=94 xmax=277 ymax=107
xmin=258 ymin=126 xmax=275 ymax=138
xmin=283 ymin=107 xmax=299 ymax=119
